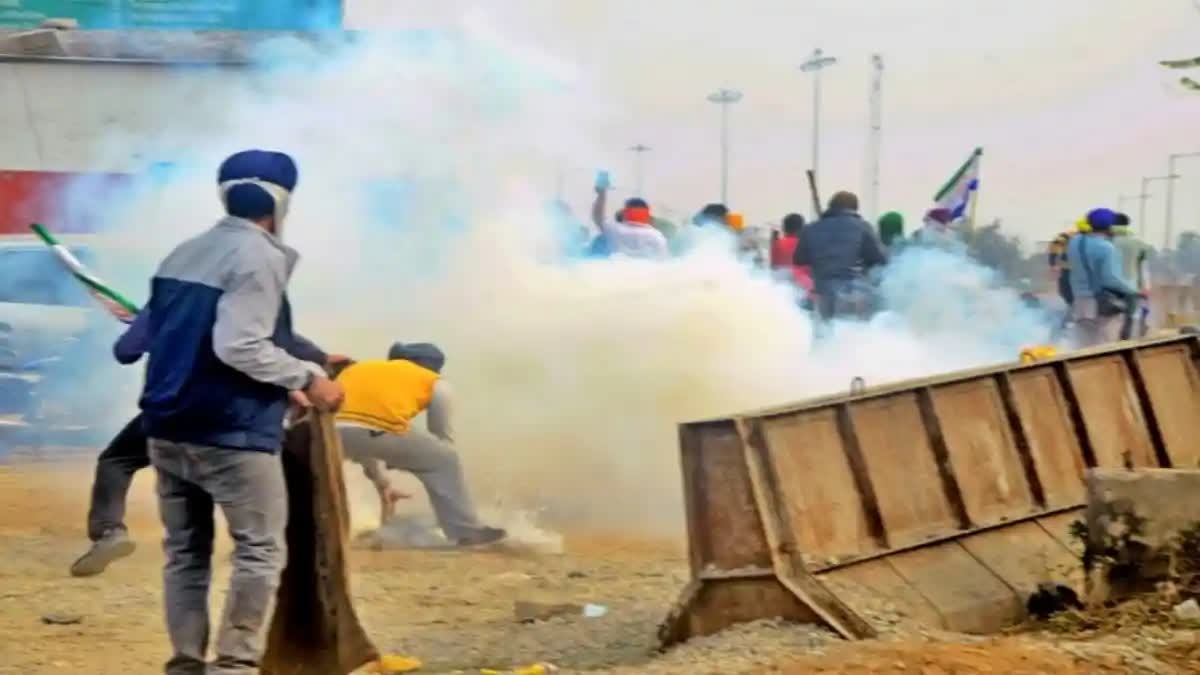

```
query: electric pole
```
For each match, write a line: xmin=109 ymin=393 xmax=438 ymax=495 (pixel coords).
xmin=865 ymin=54 xmax=883 ymax=221
xmin=707 ymin=88 xmax=743 ymax=205
xmin=799 ymin=48 xmax=838 ymax=184
xmin=1118 ymin=193 xmax=1145 ymax=217
xmin=1167 ymin=152 xmax=1200 ymax=251
xmin=629 ymin=144 xmax=651 ymax=197
xmin=1141 ymin=174 xmax=1180 ymax=240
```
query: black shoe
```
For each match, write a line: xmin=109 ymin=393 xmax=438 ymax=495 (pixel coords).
xmin=70 ymin=529 xmax=136 ymax=577
xmin=456 ymin=526 xmax=508 ymax=548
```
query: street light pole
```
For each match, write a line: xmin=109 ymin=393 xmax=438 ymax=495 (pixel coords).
xmin=1142 ymin=174 xmax=1181 ymax=241
xmin=799 ymin=48 xmax=838 ymax=183
xmin=629 ymin=144 xmax=651 ymax=197
xmin=1118 ymin=193 xmax=1146 ymax=218
xmin=1167 ymin=152 xmax=1200 ymax=251
xmin=707 ymin=88 xmax=743 ymax=204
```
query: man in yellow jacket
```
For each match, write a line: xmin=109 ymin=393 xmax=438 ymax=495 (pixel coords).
xmin=334 ymin=342 xmax=506 ymax=547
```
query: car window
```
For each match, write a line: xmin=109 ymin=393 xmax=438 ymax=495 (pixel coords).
xmin=0 ymin=248 xmax=92 ymax=307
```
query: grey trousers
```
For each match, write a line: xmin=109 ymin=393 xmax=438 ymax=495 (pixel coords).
xmin=1071 ymin=297 xmax=1121 ymax=348
xmin=149 ymin=438 xmax=288 ymax=675
xmin=339 ymin=426 xmax=486 ymax=541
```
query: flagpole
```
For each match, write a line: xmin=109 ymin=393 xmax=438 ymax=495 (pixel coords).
xmin=966 ymin=148 xmax=982 ymax=242
xmin=968 ymin=179 xmax=980 ymax=227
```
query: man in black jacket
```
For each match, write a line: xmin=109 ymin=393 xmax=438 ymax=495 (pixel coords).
xmin=793 ymin=191 xmax=888 ymax=320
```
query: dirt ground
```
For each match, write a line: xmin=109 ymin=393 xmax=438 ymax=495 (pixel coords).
xmin=1 ymin=460 xmax=1198 ymax=674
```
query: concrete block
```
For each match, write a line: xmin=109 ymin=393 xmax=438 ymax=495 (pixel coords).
xmin=1086 ymin=468 xmax=1200 ymax=551
xmin=1085 ymin=468 xmax=1200 ymax=601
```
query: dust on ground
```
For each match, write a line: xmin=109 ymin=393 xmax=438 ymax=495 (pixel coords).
xmin=2 ymin=460 xmax=1199 ymax=674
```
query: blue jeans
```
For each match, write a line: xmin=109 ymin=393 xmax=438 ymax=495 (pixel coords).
xmin=149 ymin=439 xmax=288 ymax=675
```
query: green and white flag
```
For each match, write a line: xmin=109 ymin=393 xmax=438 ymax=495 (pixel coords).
xmin=29 ymin=223 xmax=140 ymax=323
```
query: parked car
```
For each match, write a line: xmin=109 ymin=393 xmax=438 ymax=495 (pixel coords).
xmin=0 ymin=235 xmax=121 ymax=454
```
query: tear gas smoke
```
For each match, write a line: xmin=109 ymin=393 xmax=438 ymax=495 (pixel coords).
xmin=44 ymin=23 xmax=1053 ymax=538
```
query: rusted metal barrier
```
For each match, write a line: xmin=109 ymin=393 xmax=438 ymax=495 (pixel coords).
xmin=660 ymin=335 xmax=1200 ymax=644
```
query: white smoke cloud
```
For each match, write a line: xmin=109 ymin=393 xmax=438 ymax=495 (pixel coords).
xmin=48 ymin=22 xmax=1055 ymax=537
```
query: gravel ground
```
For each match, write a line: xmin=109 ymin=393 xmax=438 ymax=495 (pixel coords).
xmin=3 ymin=460 xmax=1199 ymax=674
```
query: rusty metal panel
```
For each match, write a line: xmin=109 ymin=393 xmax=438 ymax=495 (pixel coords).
xmin=1135 ymin=343 xmax=1200 ymax=468
xmin=665 ymin=337 xmax=1200 ymax=645
xmin=929 ymin=378 xmax=1036 ymax=525
xmin=1007 ymin=368 xmax=1088 ymax=507
xmin=1036 ymin=511 xmax=1086 ymax=556
xmin=849 ymin=393 xmax=959 ymax=547
xmin=958 ymin=522 xmax=1079 ymax=599
xmin=759 ymin=409 xmax=879 ymax=559
xmin=682 ymin=421 xmax=772 ymax=572
xmin=821 ymin=560 xmax=944 ymax=629
xmin=660 ymin=578 xmax=817 ymax=645
xmin=886 ymin=542 xmax=1023 ymax=634
xmin=1066 ymin=356 xmax=1158 ymax=469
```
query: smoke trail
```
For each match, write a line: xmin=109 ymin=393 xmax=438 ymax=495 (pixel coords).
xmin=35 ymin=21 xmax=1053 ymax=537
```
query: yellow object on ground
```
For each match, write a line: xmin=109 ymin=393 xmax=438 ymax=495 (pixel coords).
xmin=1019 ymin=346 xmax=1057 ymax=364
xmin=480 ymin=664 xmax=558 ymax=675
xmin=369 ymin=654 xmax=424 ymax=673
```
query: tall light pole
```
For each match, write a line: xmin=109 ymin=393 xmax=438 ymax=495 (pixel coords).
xmin=865 ymin=54 xmax=884 ymax=221
xmin=1118 ymin=193 xmax=1147 ymax=216
xmin=1141 ymin=174 xmax=1180 ymax=240
xmin=629 ymin=144 xmax=651 ymax=197
xmin=707 ymin=88 xmax=743 ymax=204
xmin=1167 ymin=152 xmax=1200 ymax=251
xmin=799 ymin=48 xmax=838 ymax=183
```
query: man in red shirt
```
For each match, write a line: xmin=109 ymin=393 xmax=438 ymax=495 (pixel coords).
xmin=770 ymin=213 xmax=813 ymax=292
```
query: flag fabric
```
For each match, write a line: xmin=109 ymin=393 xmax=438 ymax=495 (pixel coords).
xmin=934 ymin=148 xmax=982 ymax=221
xmin=29 ymin=222 xmax=140 ymax=323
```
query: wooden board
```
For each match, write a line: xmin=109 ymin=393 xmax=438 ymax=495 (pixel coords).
xmin=262 ymin=413 xmax=378 ymax=675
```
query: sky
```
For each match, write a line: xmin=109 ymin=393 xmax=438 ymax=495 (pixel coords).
xmin=346 ymin=0 xmax=1200 ymax=248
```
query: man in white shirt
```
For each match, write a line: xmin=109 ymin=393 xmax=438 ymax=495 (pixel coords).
xmin=590 ymin=186 xmax=669 ymax=259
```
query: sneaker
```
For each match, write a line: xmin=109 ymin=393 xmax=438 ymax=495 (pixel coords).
xmin=70 ymin=529 xmax=136 ymax=577
xmin=456 ymin=526 xmax=508 ymax=548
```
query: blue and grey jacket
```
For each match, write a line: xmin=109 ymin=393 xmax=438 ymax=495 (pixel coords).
xmin=139 ymin=216 xmax=327 ymax=452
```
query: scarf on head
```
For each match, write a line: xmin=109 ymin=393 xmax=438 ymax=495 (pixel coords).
xmin=218 ymin=178 xmax=292 ymax=236
xmin=623 ymin=206 xmax=652 ymax=226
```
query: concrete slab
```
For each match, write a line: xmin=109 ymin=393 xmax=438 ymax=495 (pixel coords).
xmin=1086 ymin=468 xmax=1200 ymax=550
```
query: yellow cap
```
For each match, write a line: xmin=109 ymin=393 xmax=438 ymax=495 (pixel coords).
xmin=1075 ymin=218 xmax=1091 ymax=233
